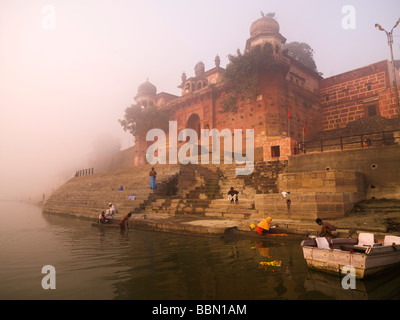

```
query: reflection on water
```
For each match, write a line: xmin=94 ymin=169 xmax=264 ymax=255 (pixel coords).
xmin=1 ymin=201 xmax=400 ymax=300
xmin=304 ymin=268 xmax=400 ymax=300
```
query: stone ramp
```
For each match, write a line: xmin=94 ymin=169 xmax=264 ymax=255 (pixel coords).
xmin=87 ymin=215 xmax=326 ymax=238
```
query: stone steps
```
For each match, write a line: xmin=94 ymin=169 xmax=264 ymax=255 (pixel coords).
xmin=355 ymin=199 xmax=400 ymax=213
xmin=44 ymin=160 xmax=287 ymax=221
xmin=43 ymin=164 xmax=182 ymax=219
xmin=205 ymin=198 xmax=256 ymax=219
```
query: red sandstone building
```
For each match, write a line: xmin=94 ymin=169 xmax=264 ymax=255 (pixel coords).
xmin=132 ymin=15 xmax=400 ymax=166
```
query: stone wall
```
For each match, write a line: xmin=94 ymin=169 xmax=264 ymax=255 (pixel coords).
xmin=278 ymin=170 xmax=365 ymax=197
xmin=254 ymin=169 xmax=365 ymax=220
xmin=320 ymin=60 xmax=399 ymax=131
xmin=287 ymin=145 xmax=400 ymax=199
xmin=254 ymin=192 xmax=357 ymax=220
xmin=263 ymin=137 xmax=299 ymax=161
xmin=316 ymin=115 xmax=400 ymax=139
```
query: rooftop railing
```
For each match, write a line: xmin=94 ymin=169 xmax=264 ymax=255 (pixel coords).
xmin=301 ymin=129 xmax=400 ymax=154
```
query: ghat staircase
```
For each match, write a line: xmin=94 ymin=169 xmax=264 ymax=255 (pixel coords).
xmin=43 ymin=164 xmax=181 ymax=219
xmin=43 ymin=161 xmax=288 ymax=221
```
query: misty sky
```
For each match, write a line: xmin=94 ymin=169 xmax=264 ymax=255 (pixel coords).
xmin=0 ymin=0 xmax=399 ymax=199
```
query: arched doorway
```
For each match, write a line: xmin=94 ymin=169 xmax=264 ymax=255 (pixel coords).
xmin=186 ymin=113 xmax=201 ymax=137
xmin=186 ymin=113 xmax=202 ymax=158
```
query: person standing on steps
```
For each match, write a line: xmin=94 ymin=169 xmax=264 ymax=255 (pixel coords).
xmin=149 ymin=167 xmax=157 ymax=189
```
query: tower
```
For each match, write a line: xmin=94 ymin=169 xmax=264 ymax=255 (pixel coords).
xmin=135 ymin=79 xmax=157 ymax=108
xmin=245 ymin=13 xmax=287 ymax=57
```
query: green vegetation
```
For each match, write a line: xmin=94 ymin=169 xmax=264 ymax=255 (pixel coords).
xmin=282 ymin=41 xmax=320 ymax=74
xmin=119 ymin=104 xmax=171 ymax=139
xmin=221 ymin=44 xmax=278 ymax=113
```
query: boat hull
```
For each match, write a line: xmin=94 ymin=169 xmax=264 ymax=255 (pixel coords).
xmin=302 ymin=240 xmax=400 ymax=279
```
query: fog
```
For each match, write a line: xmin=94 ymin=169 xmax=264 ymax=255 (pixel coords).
xmin=0 ymin=0 xmax=399 ymax=201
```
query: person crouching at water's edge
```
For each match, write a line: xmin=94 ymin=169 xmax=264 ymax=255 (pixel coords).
xmin=256 ymin=217 xmax=272 ymax=235
xmin=99 ymin=211 xmax=108 ymax=224
xmin=149 ymin=167 xmax=157 ymax=189
xmin=315 ymin=218 xmax=337 ymax=238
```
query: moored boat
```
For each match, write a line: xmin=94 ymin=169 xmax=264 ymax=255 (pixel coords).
xmin=301 ymin=233 xmax=400 ymax=279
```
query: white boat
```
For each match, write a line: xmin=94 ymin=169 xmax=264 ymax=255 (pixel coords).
xmin=301 ymin=233 xmax=400 ymax=279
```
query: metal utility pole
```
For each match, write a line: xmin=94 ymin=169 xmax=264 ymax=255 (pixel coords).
xmin=375 ymin=18 xmax=400 ymax=117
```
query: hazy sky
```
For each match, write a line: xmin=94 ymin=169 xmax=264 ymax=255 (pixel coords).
xmin=0 ymin=0 xmax=399 ymax=199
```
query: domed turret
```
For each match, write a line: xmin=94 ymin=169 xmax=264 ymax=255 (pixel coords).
xmin=245 ymin=13 xmax=286 ymax=54
xmin=138 ymin=80 xmax=157 ymax=96
xmin=194 ymin=61 xmax=205 ymax=77
xmin=250 ymin=15 xmax=280 ymax=37
xmin=135 ymin=79 xmax=157 ymax=108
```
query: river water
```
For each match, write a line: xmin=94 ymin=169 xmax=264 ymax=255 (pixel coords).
xmin=1 ymin=201 xmax=400 ymax=300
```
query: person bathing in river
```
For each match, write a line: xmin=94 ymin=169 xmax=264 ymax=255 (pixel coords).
xmin=315 ymin=218 xmax=338 ymax=238
xmin=119 ymin=212 xmax=132 ymax=231
xmin=98 ymin=211 xmax=107 ymax=224
xmin=256 ymin=217 xmax=272 ymax=235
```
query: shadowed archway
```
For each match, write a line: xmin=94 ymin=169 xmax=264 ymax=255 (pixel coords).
xmin=187 ymin=113 xmax=201 ymax=137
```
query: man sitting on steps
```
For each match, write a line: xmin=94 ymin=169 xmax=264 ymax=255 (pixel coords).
xmin=228 ymin=187 xmax=239 ymax=203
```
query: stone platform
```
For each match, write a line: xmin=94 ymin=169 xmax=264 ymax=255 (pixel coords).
xmin=89 ymin=211 xmax=396 ymax=240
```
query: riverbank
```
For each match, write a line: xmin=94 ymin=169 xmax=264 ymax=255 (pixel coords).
xmin=89 ymin=207 xmax=400 ymax=240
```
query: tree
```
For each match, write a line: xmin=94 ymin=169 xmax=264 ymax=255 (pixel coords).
xmin=282 ymin=42 xmax=319 ymax=73
xmin=119 ymin=104 xmax=171 ymax=139
xmin=221 ymin=44 xmax=278 ymax=112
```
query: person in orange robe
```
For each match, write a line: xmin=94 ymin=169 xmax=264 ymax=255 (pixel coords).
xmin=256 ymin=217 xmax=272 ymax=235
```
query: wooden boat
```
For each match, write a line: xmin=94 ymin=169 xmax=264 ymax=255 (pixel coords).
xmin=301 ymin=233 xmax=400 ymax=279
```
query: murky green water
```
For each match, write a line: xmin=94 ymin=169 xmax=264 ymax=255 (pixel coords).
xmin=1 ymin=201 xmax=400 ymax=300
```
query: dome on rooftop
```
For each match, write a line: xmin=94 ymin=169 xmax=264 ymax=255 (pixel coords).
xmin=194 ymin=61 xmax=205 ymax=77
xmin=138 ymin=80 xmax=157 ymax=96
xmin=250 ymin=16 xmax=280 ymax=37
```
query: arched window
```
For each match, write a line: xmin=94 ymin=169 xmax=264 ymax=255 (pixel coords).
xmin=185 ymin=83 xmax=191 ymax=94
